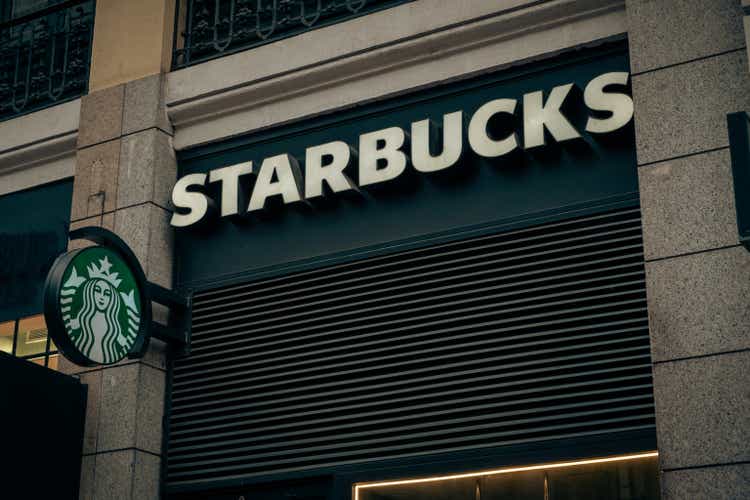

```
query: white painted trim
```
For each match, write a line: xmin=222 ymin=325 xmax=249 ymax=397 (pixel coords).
xmin=166 ymin=0 xmax=627 ymax=151
xmin=167 ymin=0 xmax=549 ymax=105
xmin=0 ymin=151 xmax=75 ymax=196
xmin=0 ymin=98 xmax=80 ymax=154
xmin=0 ymin=99 xmax=80 ymax=195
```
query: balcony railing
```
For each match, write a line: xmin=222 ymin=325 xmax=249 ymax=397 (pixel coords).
xmin=0 ymin=0 xmax=94 ymax=122
xmin=173 ymin=0 xmax=414 ymax=69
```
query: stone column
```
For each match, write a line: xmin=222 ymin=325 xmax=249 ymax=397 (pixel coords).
xmin=626 ymin=0 xmax=750 ymax=497
xmin=61 ymin=75 xmax=176 ymax=499
xmin=58 ymin=1 xmax=177 ymax=498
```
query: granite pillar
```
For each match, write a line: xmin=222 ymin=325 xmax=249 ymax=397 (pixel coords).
xmin=62 ymin=73 xmax=175 ymax=500
xmin=626 ymin=0 xmax=750 ymax=496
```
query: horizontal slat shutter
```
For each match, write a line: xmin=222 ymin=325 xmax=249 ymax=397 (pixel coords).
xmin=167 ymin=205 xmax=655 ymax=487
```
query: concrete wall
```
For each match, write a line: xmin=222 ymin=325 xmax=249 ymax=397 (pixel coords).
xmin=0 ymin=100 xmax=79 ymax=196
xmin=164 ymin=1 xmax=750 ymax=497
xmin=58 ymin=1 xmax=177 ymax=498
xmin=88 ymin=0 xmax=175 ymax=91
xmin=60 ymin=74 xmax=175 ymax=499
xmin=626 ymin=0 xmax=750 ymax=497
xmin=74 ymin=0 xmax=750 ymax=497
xmin=2 ymin=0 xmax=746 ymax=497
xmin=165 ymin=0 xmax=628 ymax=150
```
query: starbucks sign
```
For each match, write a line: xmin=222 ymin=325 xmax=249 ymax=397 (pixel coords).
xmin=44 ymin=229 xmax=153 ymax=366
xmin=58 ymin=247 xmax=142 ymax=364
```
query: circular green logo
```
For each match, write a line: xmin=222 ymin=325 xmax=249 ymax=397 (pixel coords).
xmin=57 ymin=247 xmax=142 ymax=364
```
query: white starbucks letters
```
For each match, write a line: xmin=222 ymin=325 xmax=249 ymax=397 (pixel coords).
xmin=304 ymin=141 xmax=357 ymax=198
xmin=583 ymin=72 xmax=634 ymax=134
xmin=208 ymin=161 xmax=253 ymax=216
xmin=171 ymin=173 xmax=209 ymax=228
xmin=171 ymin=72 xmax=634 ymax=227
xmin=412 ymin=111 xmax=464 ymax=172
xmin=468 ymin=99 xmax=519 ymax=157
xmin=359 ymin=126 xmax=408 ymax=187
xmin=248 ymin=153 xmax=304 ymax=211
xmin=523 ymin=83 xmax=582 ymax=149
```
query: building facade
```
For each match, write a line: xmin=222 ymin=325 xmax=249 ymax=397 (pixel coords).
xmin=0 ymin=0 xmax=749 ymax=499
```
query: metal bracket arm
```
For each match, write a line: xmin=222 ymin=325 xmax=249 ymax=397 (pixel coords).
xmin=148 ymin=282 xmax=192 ymax=356
xmin=728 ymin=111 xmax=750 ymax=251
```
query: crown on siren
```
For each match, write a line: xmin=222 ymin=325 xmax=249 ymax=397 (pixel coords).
xmin=86 ymin=256 xmax=122 ymax=288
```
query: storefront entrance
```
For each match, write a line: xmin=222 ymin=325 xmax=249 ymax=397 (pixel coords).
xmin=166 ymin=42 xmax=658 ymax=500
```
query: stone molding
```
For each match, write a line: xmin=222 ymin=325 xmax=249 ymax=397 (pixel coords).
xmin=0 ymin=99 xmax=80 ymax=195
xmin=166 ymin=0 xmax=626 ymax=150
xmin=66 ymin=74 xmax=174 ymax=500
xmin=0 ymin=133 xmax=76 ymax=196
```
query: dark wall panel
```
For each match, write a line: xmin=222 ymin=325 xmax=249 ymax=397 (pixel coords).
xmin=0 ymin=180 xmax=73 ymax=322
xmin=169 ymin=43 xmax=652 ymax=495
xmin=176 ymin=45 xmax=636 ymax=288
xmin=0 ymin=352 xmax=86 ymax=498
xmin=168 ymin=204 xmax=655 ymax=489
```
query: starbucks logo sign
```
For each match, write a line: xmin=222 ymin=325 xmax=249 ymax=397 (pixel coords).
xmin=59 ymin=248 xmax=141 ymax=364
xmin=45 ymin=232 xmax=152 ymax=367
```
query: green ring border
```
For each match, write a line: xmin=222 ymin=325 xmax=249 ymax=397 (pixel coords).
xmin=43 ymin=242 xmax=153 ymax=367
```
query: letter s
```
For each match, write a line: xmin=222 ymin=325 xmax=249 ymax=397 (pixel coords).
xmin=171 ymin=173 xmax=209 ymax=227
xmin=584 ymin=72 xmax=634 ymax=134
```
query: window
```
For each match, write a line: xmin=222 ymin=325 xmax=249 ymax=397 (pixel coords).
xmin=0 ymin=0 xmax=94 ymax=121
xmin=1 ymin=314 xmax=59 ymax=369
xmin=1 ymin=0 xmax=56 ymax=22
xmin=354 ymin=453 xmax=660 ymax=500
xmin=0 ymin=320 xmax=14 ymax=353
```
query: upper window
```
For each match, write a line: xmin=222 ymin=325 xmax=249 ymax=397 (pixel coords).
xmin=11 ymin=0 xmax=52 ymax=18
xmin=1 ymin=0 xmax=61 ymax=22
xmin=173 ymin=0 xmax=415 ymax=68
xmin=0 ymin=0 xmax=94 ymax=121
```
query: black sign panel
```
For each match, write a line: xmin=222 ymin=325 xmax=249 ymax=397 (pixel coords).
xmin=0 ymin=352 xmax=86 ymax=499
xmin=0 ymin=180 xmax=72 ymax=322
xmin=176 ymin=44 xmax=636 ymax=289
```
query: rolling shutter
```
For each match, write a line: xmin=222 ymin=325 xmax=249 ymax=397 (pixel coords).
xmin=166 ymin=204 xmax=655 ymax=487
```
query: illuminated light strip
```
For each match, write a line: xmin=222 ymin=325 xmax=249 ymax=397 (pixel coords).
xmin=353 ymin=451 xmax=658 ymax=500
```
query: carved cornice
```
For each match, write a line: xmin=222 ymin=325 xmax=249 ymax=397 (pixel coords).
xmin=166 ymin=0 xmax=626 ymax=150
xmin=0 ymin=98 xmax=80 ymax=195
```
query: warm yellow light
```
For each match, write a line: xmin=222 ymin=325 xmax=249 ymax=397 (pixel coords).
xmin=353 ymin=451 xmax=658 ymax=500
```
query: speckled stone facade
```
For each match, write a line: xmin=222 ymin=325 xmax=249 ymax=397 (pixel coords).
xmin=47 ymin=1 xmax=750 ymax=498
xmin=62 ymin=73 xmax=176 ymax=500
xmin=627 ymin=0 xmax=750 ymax=496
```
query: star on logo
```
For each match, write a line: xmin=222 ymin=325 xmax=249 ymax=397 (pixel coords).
xmin=87 ymin=256 xmax=122 ymax=288
xmin=99 ymin=256 xmax=113 ymax=275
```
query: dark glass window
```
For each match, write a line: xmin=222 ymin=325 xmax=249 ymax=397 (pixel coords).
xmin=2 ymin=0 xmax=59 ymax=21
xmin=173 ymin=0 xmax=415 ymax=69
xmin=0 ymin=1 xmax=94 ymax=121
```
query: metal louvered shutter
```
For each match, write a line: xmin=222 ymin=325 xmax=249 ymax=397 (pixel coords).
xmin=166 ymin=205 xmax=655 ymax=487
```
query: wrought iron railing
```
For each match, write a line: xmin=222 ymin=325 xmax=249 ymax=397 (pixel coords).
xmin=173 ymin=0 xmax=414 ymax=69
xmin=0 ymin=0 xmax=94 ymax=122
